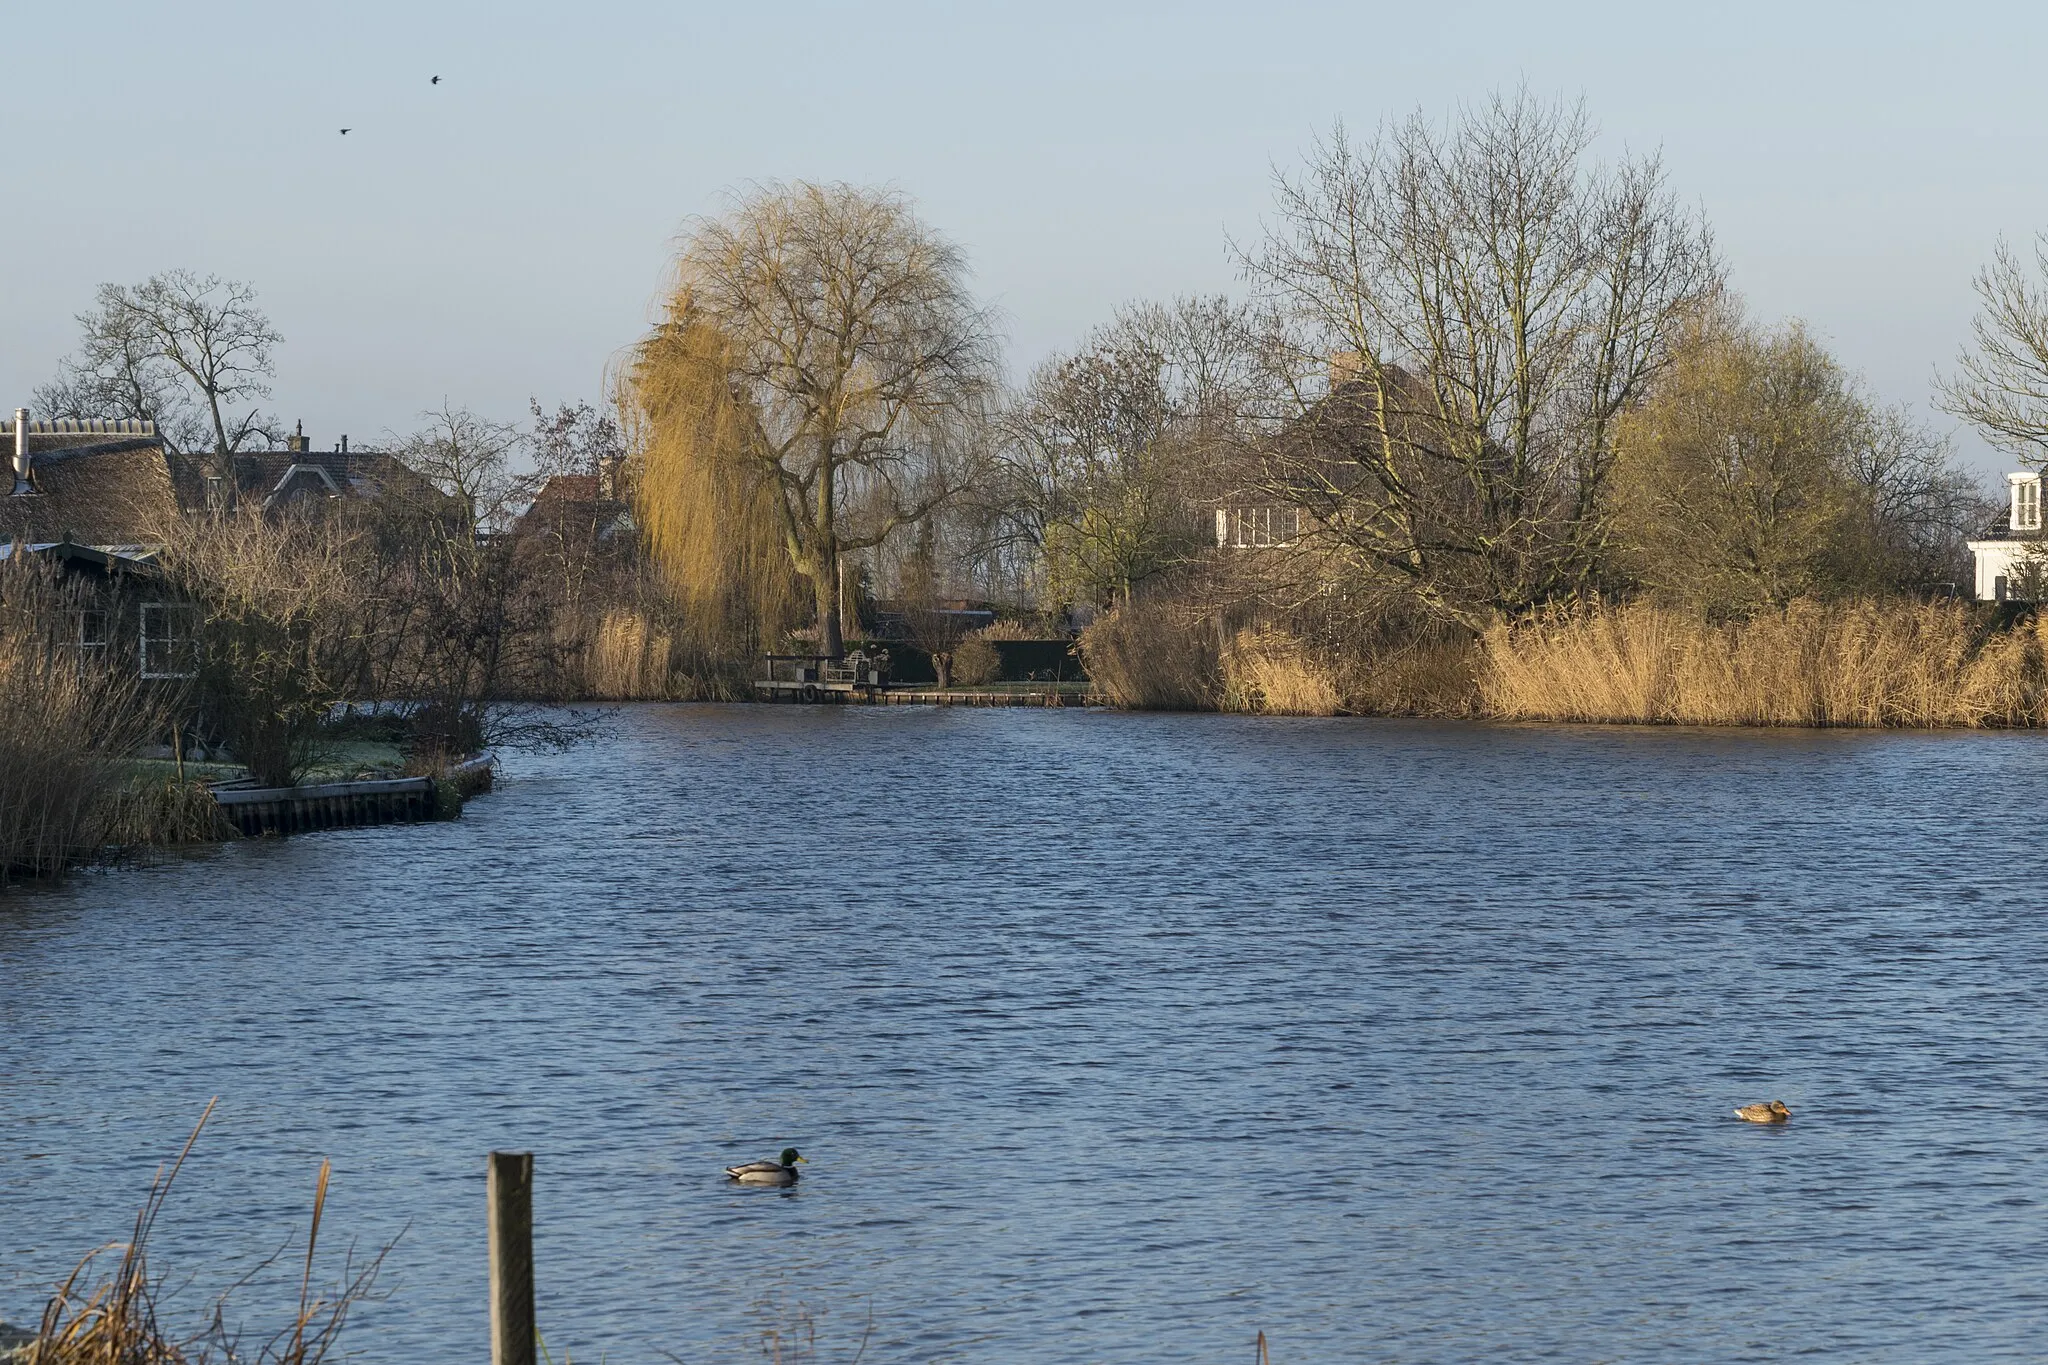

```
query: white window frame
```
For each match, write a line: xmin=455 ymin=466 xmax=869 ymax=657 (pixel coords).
xmin=64 ymin=607 xmax=109 ymax=671
xmin=1221 ymin=505 xmax=1300 ymax=549
xmin=139 ymin=602 xmax=199 ymax=679
xmin=2016 ymin=477 xmax=2041 ymax=532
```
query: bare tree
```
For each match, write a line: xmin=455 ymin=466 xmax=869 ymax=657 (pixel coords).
xmin=1242 ymin=92 xmax=1719 ymax=628
xmin=162 ymin=507 xmax=374 ymax=787
xmin=1842 ymin=404 xmax=1990 ymax=588
xmin=391 ymin=403 xmax=523 ymax=535
xmin=34 ymin=307 xmax=211 ymax=453
xmin=655 ymin=181 xmax=1001 ymax=657
xmin=1939 ymin=234 xmax=2048 ymax=461
xmin=82 ymin=271 xmax=283 ymax=497
xmin=979 ymin=296 xmax=1263 ymax=611
xmin=527 ymin=397 xmax=626 ymax=485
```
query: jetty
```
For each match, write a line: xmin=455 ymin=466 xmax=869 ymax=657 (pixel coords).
xmin=210 ymin=753 xmax=494 ymax=835
xmin=755 ymin=651 xmax=1091 ymax=707
xmin=862 ymin=686 xmax=1089 ymax=707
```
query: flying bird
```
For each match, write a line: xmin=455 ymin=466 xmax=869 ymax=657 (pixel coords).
xmin=431 ymin=75 xmax=440 ymax=84
xmin=340 ymin=128 xmax=351 ymax=135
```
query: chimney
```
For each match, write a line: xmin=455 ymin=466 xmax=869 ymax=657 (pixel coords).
xmin=340 ymin=434 xmax=349 ymax=454
xmin=288 ymin=419 xmax=310 ymax=454
xmin=11 ymin=407 xmax=29 ymax=496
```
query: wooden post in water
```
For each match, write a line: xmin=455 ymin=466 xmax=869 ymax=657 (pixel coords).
xmin=487 ymin=1151 xmax=535 ymax=1365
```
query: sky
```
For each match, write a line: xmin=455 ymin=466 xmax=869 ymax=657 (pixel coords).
xmin=3 ymin=0 xmax=2045 ymax=475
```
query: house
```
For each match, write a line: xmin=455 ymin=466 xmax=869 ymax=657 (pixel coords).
xmin=0 ymin=411 xmax=182 ymax=546
xmin=0 ymin=407 xmax=449 ymax=548
xmin=0 ymin=538 xmax=196 ymax=686
xmin=510 ymin=462 xmax=632 ymax=546
xmin=1215 ymin=504 xmax=1301 ymax=549
xmin=1 ymin=405 xmax=451 ymax=687
xmin=1967 ymin=472 xmax=2045 ymax=601
xmin=1206 ymin=365 xmax=1419 ymax=559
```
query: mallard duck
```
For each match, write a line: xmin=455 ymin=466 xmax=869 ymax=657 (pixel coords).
xmin=724 ymin=1147 xmax=807 ymax=1185
xmin=1734 ymin=1101 xmax=1791 ymax=1124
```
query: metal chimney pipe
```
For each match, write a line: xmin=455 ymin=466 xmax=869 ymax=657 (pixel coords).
xmin=12 ymin=407 xmax=28 ymax=492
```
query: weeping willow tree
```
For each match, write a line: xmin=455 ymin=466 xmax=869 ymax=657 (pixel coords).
xmin=622 ymin=309 xmax=805 ymax=661
xmin=633 ymin=181 xmax=999 ymax=657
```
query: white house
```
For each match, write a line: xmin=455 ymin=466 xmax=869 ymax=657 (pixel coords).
xmin=1968 ymin=471 xmax=2046 ymax=601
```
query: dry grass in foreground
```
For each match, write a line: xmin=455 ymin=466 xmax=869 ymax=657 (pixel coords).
xmin=1481 ymin=598 xmax=2048 ymax=727
xmin=24 ymin=1100 xmax=391 ymax=1365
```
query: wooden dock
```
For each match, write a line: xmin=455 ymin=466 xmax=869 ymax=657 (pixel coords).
xmin=862 ymin=687 xmax=1091 ymax=707
xmin=212 ymin=775 xmax=439 ymax=835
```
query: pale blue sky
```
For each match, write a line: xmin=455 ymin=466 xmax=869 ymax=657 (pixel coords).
xmin=3 ymin=1 xmax=2042 ymax=471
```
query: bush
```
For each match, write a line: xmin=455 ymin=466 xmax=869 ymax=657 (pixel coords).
xmin=1335 ymin=639 xmax=1482 ymax=717
xmin=952 ymin=634 xmax=1002 ymax=686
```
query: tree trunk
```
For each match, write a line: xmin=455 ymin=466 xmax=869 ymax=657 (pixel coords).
xmin=815 ymin=440 xmax=842 ymax=657
xmin=208 ymin=393 xmax=238 ymax=511
xmin=933 ymin=652 xmax=952 ymax=689
xmin=815 ymin=568 xmax=843 ymax=659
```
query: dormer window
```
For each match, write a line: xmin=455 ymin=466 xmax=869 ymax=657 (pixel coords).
xmin=2014 ymin=474 xmax=2042 ymax=532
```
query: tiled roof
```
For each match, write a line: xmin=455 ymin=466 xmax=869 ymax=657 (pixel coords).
xmin=531 ymin=473 xmax=604 ymax=504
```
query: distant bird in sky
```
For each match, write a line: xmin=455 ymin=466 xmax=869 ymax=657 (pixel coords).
xmin=431 ymin=75 xmax=440 ymax=84
xmin=340 ymin=128 xmax=351 ymax=135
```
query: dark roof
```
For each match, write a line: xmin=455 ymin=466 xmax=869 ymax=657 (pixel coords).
xmin=227 ymin=449 xmax=446 ymax=508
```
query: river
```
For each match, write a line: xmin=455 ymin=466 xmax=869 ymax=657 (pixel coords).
xmin=3 ymin=706 xmax=2046 ymax=1361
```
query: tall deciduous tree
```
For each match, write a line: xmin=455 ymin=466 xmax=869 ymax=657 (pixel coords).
xmin=34 ymin=308 xmax=210 ymax=453
xmin=1612 ymin=306 xmax=1981 ymax=611
xmin=57 ymin=271 xmax=283 ymax=499
xmin=1243 ymin=92 xmax=1720 ymax=627
xmin=1610 ymin=310 xmax=1863 ymax=611
xmin=648 ymin=181 xmax=1000 ymax=657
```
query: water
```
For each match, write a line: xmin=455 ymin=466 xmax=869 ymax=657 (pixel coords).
xmin=4 ymin=706 xmax=2047 ymax=1361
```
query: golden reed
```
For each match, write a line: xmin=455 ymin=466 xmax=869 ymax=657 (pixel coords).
xmin=1480 ymin=599 xmax=2048 ymax=728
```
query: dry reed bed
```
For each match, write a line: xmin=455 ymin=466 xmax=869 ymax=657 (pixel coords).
xmin=1481 ymin=599 xmax=2048 ymax=727
xmin=1223 ymin=628 xmax=1342 ymax=716
xmin=589 ymin=608 xmax=676 ymax=700
xmin=0 ymin=635 xmax=162 ymax=880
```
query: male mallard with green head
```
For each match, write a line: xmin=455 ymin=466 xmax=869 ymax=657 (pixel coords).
xmin=725 ymin=1147 xmax=808 ymax=1185
xmin=1734 ymin=1101 xmax=1791 ymax=1124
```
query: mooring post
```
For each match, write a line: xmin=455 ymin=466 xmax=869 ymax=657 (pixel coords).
xmin=487 ymin=1150 xmax=535 ymax=1365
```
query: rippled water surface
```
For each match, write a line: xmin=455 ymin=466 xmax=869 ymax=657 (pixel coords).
xmin=5 ymin=706 xmax=2048 ymax=1361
